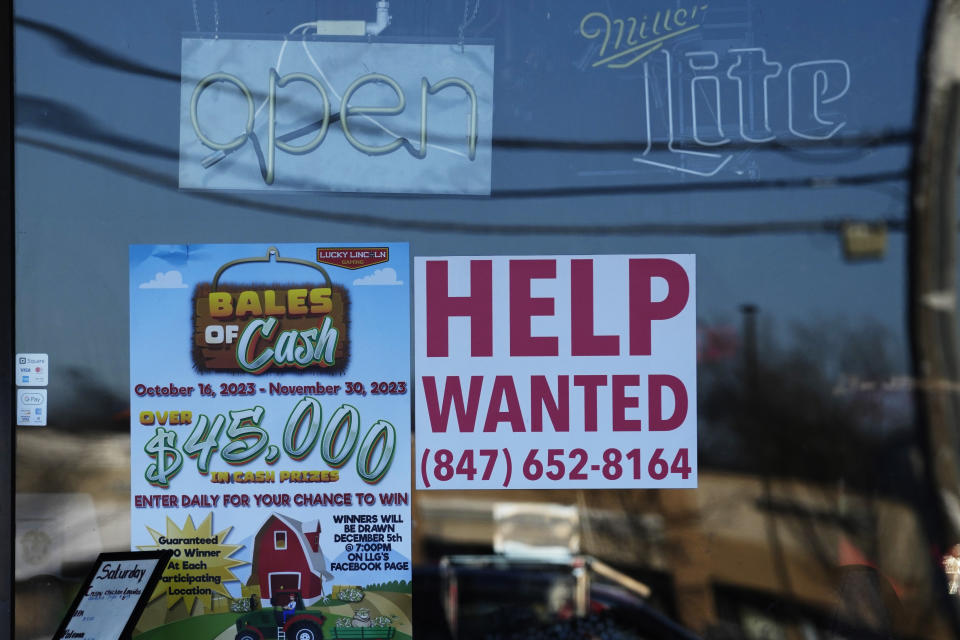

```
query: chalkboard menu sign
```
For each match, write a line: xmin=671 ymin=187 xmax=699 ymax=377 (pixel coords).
xmin=52 ymin=550 xmax=173 ymax=640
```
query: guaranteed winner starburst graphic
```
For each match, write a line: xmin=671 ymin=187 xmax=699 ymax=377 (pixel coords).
xmin=138 ymin=514 xmax=247 ymax=611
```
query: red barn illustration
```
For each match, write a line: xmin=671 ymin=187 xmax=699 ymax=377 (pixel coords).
xmin=248 ymin=514 xmax=334 ymax=604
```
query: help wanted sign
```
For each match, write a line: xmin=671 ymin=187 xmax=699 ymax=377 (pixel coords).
xmin=415 ymin=255 xmax=696 ymax=489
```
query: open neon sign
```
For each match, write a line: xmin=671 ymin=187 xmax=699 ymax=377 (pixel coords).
xmin=179 ymin=39 xmax=494 ymax=194
xmin=189 ymin=71 xmax=479 ymax=185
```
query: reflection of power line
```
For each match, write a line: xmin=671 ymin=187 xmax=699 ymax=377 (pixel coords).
xmin=496 ymin=132 xmax=913 ymax=153
xmin=18 ymin=134 xmax=908 ymax=237
xmin=15 ymin=16 xmax=179 ymax=83
xmin=20 ymin=88 xmax=911 ymax=165
xmin=493 ymin=171 xmax=907 ymax=198
xmin=17 ymin=95 xmax=176 ymax=160
xmin=17 ymin=92 xmax=912 ymax=197
xmin=12 ymin=17 xmax=914 ymax=156
xmin=17 ymin=124 xmax=908 ymax=199
xmin=16 ymin=96 xmax=911 ymax=197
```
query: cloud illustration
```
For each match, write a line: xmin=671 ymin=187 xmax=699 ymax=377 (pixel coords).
xmin=140 ymin=270 xmax=188 ymax=289
xmin=353 ymin=267 xmax=403 ymax=286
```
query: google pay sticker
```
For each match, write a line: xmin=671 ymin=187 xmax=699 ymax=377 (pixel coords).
xmin=17 ymin=389 xmax=47 ymax=426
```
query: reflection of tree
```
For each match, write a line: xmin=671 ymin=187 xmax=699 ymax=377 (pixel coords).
xmin=700 ymin=313 xmax=910 ymax=488
xmin=699 ymin=311 xmax=928 ymax=634
xmin=59 ymin=365 xmax=129 ymax=432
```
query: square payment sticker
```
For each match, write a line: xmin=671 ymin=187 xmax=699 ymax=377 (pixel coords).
xmin=16 ymin=353 xmax=48 ymax=387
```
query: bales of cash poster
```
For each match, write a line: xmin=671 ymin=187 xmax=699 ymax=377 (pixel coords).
xmin=129 ymin=243 xmax=411 ymax=639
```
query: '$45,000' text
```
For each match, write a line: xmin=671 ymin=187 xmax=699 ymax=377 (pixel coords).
xmin=143 ymin=397 xmax=396 ymax=488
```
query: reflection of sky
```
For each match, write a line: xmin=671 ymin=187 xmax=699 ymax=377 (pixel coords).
xmin=14 ymin=0 xmax=929 ymax=418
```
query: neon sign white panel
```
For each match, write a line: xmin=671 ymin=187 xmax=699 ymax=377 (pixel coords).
xmin=180 ymin=38 xmax=494 ymax=194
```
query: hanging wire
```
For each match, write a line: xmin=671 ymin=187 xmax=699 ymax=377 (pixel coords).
xmin=190 ymin=0 xmax=220 ymax=36
xmin=191 ymin=0 xmax=200 ymax=31
xmin=458 ymin=0 xmax=480 ymax=52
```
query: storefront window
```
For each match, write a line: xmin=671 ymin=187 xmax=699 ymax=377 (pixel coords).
xmin=12 ymin=1 xmax=959 ymax=638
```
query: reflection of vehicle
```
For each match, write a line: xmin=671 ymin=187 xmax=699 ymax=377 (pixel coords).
xmin=438 ymin=556 xmax=698 ymax=640
xmin=234 ymin=590 xmax=326 ymax=640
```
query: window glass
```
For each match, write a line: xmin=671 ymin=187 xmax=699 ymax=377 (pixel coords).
xmin=13 ymin=1 xmax=951 ymax=639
